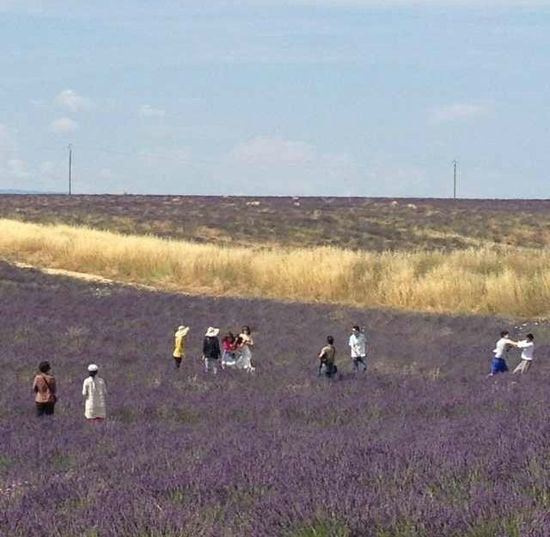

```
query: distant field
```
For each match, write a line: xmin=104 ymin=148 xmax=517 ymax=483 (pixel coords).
xmin=1 ymin=195 xmax=549 ymax=251
xmin=1 ymin=219 xmax=549 ymax=318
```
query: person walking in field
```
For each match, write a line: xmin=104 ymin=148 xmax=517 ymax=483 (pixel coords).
xmin=349 ymin=325 xmax=368 ymax=373
xmin=172 ymin=325 xmax=190 ymax=369
xmin=513 ymin=334 xmax=535 ymax=374
xmin=318 ymin=336 xmax=337 ymax=378
xmin=82 ymin=364 xmax=107 ymax=422
xmin=33 ymin=361 xmax=57 ymax=417
xmin=239 ymin=326 xmax=255 ymax=367
xmin=203 ymin=327 xmax=221 ymax=374
xmin=221 ymin=332 xmax=237 ymax=369
xmin=489 ymin=330 xmax=517 ymax=376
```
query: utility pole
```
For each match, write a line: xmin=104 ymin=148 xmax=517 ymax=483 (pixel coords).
xmin=68 ymin=144 xmax=73 ymax=195
xmin=452 ymin=159 xmax=457 ymax=199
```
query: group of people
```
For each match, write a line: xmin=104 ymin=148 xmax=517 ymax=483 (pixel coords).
xmin=317 ymin=325 xmax=368 ymax=378
xmin=33 ymin=361 xmax=107 ymax=419
xmin=31 ymin=325 xmax=537 ymax=419
xmin=491 ymin=331 xmax=536 ymax=376
xmin=173 ymin=324 xmax=255 ymax=375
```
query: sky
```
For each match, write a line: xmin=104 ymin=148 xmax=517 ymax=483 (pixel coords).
xmin=1 ymin=0 xmax=550 ymax=197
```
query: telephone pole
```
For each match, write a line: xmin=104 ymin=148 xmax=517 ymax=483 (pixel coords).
xmin=452 ymin=159 xmax=457 ymax=199
xmin=68 ymin=144 xmax=73 ymax=195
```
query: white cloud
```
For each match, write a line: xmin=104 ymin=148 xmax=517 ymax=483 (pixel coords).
xmin=50 ymin=117 xmax=79 ymax=133
xmin=55 ymin=89 xmax=92 ymax=112
xmin=430 ymin=103 xmax=490 ymax=124
xmin=139 ymin=105 xmax=166 ymax=118
xmin=0 ymin=124 xmax=17 ymax=155
xmin=6 ymin=158 xmax=30 ymax=178
xmin=231 ymin=136 xmax=316 ymax=165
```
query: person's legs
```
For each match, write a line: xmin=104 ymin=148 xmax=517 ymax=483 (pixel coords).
xmin=356 ymin=356 xmax=367 ymax=372
xmin=173 ymin=356 xmax=182 ymax=369
xmin=491 ymin=357 xmax=508 ymax=375
xmin=44 ymin=402 xmax=55 ymax=415
xmin=36 ymin=403 xmax=46 ymax=417
xmin=523 ymin=361 xmax=532 ymax=373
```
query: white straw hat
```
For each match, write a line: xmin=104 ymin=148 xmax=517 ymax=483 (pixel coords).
xmin=205 ymin=327 xmax=219 ymax=337
xmin=87 ymin=364 xmax=99 ymax=372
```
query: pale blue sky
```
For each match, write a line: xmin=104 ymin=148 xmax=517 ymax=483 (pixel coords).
xmin=1 ymin=0 xmax=549 ymax=197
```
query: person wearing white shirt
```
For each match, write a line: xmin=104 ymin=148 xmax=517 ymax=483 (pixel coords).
xmin=513 ymin=334 xmax=535 ymax=374
xmin=489 ymin=330 xmax=517 ymax=376
xmin=82 ymin=364 xmax=107 ymax=421
xmin=348 ymin=325 xmax=367 ymax=373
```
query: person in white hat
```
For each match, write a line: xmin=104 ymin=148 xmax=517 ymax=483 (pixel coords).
xmin=172 ymin=325 xmax=190 ymax=369
xmin=202 ymin=327 xmax=221 ymax=374
xmin=82 ymin=364 xmax=107 ymax=421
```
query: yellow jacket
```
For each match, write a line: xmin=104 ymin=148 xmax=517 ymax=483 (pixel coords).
xmin=173 ymin=327 xmax=190 ymax=358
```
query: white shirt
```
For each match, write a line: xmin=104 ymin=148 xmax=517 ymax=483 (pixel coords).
xmin=349 ymin=332 xmax=367 ymax=358
xmin=82 ymin=377 xmax=107 ymax=419
xmin=517 ymin=340 xmax=534 ymax=361
xmin=493 ymin=337 xmax=513 ymax=358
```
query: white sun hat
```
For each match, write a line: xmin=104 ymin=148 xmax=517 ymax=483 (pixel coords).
xmin=205 ymin=327 xmax=220 ymax=337
xmin=87 ymin=364 xmax=99 ymax=372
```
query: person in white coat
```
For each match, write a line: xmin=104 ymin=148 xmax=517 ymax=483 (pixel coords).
xmin=82 ymin=364 xmax=107 ymax=421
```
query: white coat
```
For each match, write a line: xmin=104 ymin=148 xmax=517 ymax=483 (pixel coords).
xmin=82 ymin=376 xmax=107 ymax=419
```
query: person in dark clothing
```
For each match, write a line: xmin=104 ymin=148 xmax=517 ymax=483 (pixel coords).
xmin=33 ymin=361 xmax=57 ymax=416
xmin=318 ymin=336 xmax=337 ymax=379
xmin=203 ymin=327 xmax=221 ymax=374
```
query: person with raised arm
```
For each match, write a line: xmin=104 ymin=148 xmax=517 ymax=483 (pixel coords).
xmin=489 ymin=330 xmax=517 ymax=376
xmin=513 ymin=333 xmax=535 ymax=374
xmin=172 ymin=325 xmax=190 ymax=369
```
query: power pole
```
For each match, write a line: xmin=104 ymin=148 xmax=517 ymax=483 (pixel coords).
xmin=452 ymin=159 xmax=457 ymax=199
xmin=68 ymin=144 xmax=73 ymax=195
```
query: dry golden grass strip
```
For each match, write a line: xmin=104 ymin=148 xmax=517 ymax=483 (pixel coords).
xmin=0 ymin=218 xmax=548 ymax=318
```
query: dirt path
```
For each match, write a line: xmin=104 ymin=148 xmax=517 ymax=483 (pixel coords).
xmin=10 ymin=260 xmax=160 ymax=292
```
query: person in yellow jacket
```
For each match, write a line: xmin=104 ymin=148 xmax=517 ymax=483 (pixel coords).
xmin=173 ymin=325 xmax=190 ymax=368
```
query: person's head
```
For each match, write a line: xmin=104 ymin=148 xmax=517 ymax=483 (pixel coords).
xmin=327 ymin=336 xmax=334 ymax=345
xmin=352 ymin=325 xmax=360 ymax=334
xmin=224 ymin=332 xmax=235 ymax=342
xmin=88 ymin=364 xmax=99 ymax=378
xmin=500 ymin=330 xmax=510 ymax=338
xmin=526 ymin=333 xmax=534 ymax=341
xmin=241 ymin=325 xmax=251 ymax=335
xmin=38 ymin=361 xmax=51 ymax=374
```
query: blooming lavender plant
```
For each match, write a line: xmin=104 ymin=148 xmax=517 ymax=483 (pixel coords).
xmin=0 ymin=262 xmax=548 ymax=537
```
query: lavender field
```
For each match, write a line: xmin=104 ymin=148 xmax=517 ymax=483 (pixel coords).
xmin=1 ymin=195 xmax=549 ymax=251
xmin=1 ymin=262 xmax=549 ymax=537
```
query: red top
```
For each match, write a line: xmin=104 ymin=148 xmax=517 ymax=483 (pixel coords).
xmin=223 ymin=339 xmax=236 ymax=351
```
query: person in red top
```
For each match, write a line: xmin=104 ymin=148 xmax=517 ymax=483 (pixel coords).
xmin=32 ymin=361 xmax=57 ymax=417
xmin=221 ymin=332 xmax=237 ymax=368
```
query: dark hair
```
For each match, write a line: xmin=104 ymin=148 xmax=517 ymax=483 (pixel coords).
xmin=89 ymin=370 xmax=98 ymax=378
xmin=500 ymin=331 xmax=509 ymax=338
xmin=327 ymin=336 xmax=334 ymax=345
xmin=223 ymin=332 xmax=235 ymax=342
xmin=235 ymin=336 xmax=244 ymax=346
xmin=526 ymin=333 xmax=534 ymax=341
xmin=352 ymin=325 xmax=360 ymax=331
xmin=242 ymin=325 xmax=251 ymax=335
xmin=38 ymin=361 xmax=51 ymax=374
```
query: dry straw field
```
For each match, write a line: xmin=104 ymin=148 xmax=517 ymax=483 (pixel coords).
xmin=1 ymin=218 xmax=548 ymax=318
